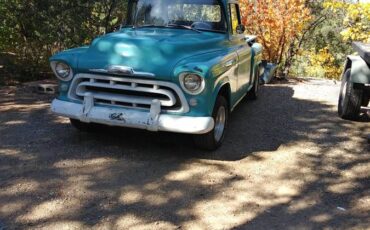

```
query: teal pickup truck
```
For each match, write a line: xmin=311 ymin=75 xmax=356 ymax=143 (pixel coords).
xmin=50 ymin=0 xmax=263 ymax=150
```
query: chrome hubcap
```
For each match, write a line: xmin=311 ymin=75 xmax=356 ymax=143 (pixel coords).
xmin=214 ymin=106 xmax=226 ymax=142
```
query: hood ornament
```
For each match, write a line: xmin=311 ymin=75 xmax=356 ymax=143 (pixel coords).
xmin=89 ymin=65 xmax=155 ymax=78
xmin=107 ymin=65 xmax=134 ymax=75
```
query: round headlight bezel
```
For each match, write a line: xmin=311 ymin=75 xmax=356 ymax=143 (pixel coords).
xmin=51 ymin=61 xmax=73 ymax=81
xmin=179 ymin=73 xmax=205 ymax=95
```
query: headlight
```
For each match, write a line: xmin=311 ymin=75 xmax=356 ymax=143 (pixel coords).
xmin=55 ymin=62 xmax=70 ymax=78
xmin=51 ymin=61 xmax=73 ymax=81
xmin=179 ymin=73 xmax=205 ymax=95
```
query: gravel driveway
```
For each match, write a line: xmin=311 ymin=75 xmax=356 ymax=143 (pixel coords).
xmin=0 ymin=79 xmax=369 ymax=230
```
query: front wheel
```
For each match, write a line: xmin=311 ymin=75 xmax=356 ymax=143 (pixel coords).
xmin=193 ymin=96 xmax=229 ymax=150
xmin=338 ymin=69 xmax=364 ymax=120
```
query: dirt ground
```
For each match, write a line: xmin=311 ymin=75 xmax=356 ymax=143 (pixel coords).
xmin=0 ymin=79 xmax=369 ymax=230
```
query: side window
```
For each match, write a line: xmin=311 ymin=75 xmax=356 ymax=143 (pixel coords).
xmin=229 ymin=4 xmax=241 ymax=35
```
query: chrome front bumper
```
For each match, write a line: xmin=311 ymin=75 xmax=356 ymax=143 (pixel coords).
xmin=51 ymin=99 xmax=214 ymax=134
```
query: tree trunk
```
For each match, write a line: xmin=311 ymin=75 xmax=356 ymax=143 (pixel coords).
xmin=104 ymin=0 xmax=117 ymax=33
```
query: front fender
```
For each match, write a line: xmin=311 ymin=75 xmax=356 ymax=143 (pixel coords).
xmin=211 ymin=76 xmax=231 ymax=110
xmin=173 ymin=50 xmax=236 ymax=116
xmin=49 ymin=46 xmax=89 ymax=71
xmin=49 ymin=46 xmax=89 ymax=99
xmin=346 ymin=55 xmax=370 ymax=84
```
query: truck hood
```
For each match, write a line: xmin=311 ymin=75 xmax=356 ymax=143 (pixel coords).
xmin=78 ymin=28 xmax=227 ymax=79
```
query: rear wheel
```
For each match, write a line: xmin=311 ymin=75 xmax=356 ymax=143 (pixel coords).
xmin=338 ymin=69 xmax=364 ymax=120
xmin=70 ymin=119 xmax=97 ymax=132
xmin=193 ymin=96 xmax=229 ymax=150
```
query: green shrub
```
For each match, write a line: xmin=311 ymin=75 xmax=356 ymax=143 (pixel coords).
xmin=0 ymin=0 xmax=128 ymax=85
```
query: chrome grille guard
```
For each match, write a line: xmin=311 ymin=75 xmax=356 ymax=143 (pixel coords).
xmin=68 ymin=74 xmax=189 ymax=113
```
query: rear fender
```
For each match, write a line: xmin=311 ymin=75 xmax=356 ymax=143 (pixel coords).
xmin=251 ymin=43 xmax=263 ymax=84
xmin=346 ymin=55 xmax=370 ymax=84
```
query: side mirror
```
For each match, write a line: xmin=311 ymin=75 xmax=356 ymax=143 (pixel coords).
xmin=236 ymin=24 xmax=245 ymax=34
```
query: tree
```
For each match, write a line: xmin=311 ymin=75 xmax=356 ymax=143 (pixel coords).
xmin=290 ymin=1 xmax=369 ymax=79
xmin=240 ymin=0 xmax=311 ymax=77
xmin=0 ymin=0 xmax=128 ymax=84
xmin=324 ymin=0 xmax=370 ymax=43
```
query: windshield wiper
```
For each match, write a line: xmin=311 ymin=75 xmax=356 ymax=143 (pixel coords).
xmin=136 ymin=24 xmax=167 ymax=28
xmin=167 ymin=24 xmax=201 ymax=33
xmin=135 ymin=24 xmax=201 ymax=33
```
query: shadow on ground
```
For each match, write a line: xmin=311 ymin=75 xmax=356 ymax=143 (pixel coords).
xmin=0 ymin=82 xmax=369 ymax=229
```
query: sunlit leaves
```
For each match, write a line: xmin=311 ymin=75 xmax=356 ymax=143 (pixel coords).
xmin=324 ymin=0 xmax=370 ymax=43
xmin=304 ymin=47 xmax=342 ymax=79
xmin=239 ymin=0 xmax=311 ymax=64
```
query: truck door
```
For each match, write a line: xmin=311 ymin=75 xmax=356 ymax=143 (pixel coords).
xmin=229 ymin=3 xmax=252 ymax=95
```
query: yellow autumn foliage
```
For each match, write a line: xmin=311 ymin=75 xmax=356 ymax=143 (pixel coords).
xmin=295 ymin=1 xmax=369 ymax=80
xmin=304 ymin=47 xmax=342 ymax=79
xmin=240 ymin=0 xmax=311 ymax=64
xmin=324 ymin=1 xmax=370 ymax=43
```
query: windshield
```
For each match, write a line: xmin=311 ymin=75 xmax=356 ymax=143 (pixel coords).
xmin=126 ymin=0 xmax=227 ymax=32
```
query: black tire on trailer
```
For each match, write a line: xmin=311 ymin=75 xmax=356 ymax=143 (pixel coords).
xmin=338 ymin=68 xmax=364 ymax=120
xmin=193 ymin=96 xmax=229 ymax=150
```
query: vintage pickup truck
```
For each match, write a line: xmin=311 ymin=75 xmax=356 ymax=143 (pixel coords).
xmin=50 ymin=0 xmax=263 ymax=150
xmin=338 ymin=42 xmax=370 ymax=120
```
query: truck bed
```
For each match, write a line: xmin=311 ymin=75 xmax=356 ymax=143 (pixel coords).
xmin=353 ymin=42 xmax=370 ymax=64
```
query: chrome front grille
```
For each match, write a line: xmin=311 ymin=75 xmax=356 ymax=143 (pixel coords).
xmin=69 ymin=74 xmax=189 ymax=113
